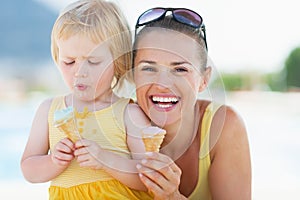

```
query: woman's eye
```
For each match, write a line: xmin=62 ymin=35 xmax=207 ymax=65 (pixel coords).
xmin=141 ymin=66 xmax=157 ymax=72
xmin=174 ymin=67 xmax=188 ymax=73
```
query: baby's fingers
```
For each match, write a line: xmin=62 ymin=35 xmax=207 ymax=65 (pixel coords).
xmin=74 ymin=138 xmax=91 ymax=149
xmin=55 ymin=138 xmax=74 ymax=153
xmin=74 ymin=146 xmax=88 ymax=157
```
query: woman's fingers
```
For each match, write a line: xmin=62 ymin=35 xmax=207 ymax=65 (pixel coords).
xmin=137 ymin=152 xmax=182 ymax=199
xmin=139 ymin=167 xmax=179 ymax=200
xmin=143 ymin=153 xmax=182 ymax=182
xmin=146 ymin=152 xmax=180 ymax=172
xmin=140 ymin=162 xmax=180 ymax=192
xmin=139 ymin=172 xmax=165 ymax=197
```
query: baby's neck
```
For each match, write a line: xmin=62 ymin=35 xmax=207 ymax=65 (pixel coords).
xmin=65 ymin=92 xmax=119 ymax=112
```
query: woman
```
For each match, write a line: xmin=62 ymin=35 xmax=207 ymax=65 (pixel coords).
xmin=132 ymin=8 xmax=252 ymax=199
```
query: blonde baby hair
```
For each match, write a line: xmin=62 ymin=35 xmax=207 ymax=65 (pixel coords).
xmin=51 ymin=0 xmax=132 ymax=86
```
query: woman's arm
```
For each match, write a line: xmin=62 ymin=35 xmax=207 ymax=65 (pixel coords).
xmin=20 ymin=99 xmax=74 ymax=183
xmin=209 ymin=106 xmax=252 ymax=200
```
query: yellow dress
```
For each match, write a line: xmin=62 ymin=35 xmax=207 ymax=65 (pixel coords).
xmin=48 ymin=96 xmax=153 ymax=200
xmin=189 ymin=102 xmax=222 ymax=200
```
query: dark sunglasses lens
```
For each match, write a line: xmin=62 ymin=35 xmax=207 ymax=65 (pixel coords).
xmin=173 ymin=9 xmax=202 ymax=28
xmin=138 ymin=8 xmax=166 ymax=25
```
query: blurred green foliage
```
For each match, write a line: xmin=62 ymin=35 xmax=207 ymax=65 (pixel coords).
xmin=220 ymin=73 xmax=243 ymax=91
xmin=211 ymin=72 xmax=265 ymax=91
xmin=212 ymin=73 xmax=243 ymax=91
xmin=263 ymin=71 xmax=286 ymax=91
xmin=212 ymin=46 xmax=300 ymax=92
xmin=284 ymin=47 xmax=300 ymax=89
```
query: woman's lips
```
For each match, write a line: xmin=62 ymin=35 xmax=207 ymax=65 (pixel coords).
xmin=150 ymin=95 xmax=179 ymax=111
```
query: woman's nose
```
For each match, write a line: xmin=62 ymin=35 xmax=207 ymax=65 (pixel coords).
xmin=155 ymin=70 xmax=174 ymax=89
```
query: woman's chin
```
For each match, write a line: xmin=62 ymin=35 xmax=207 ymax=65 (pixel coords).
xmin=147 ymin=105 xmax=180 ymax=127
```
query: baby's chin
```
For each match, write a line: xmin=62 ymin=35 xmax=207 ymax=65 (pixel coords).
xmin=72 ymin=89 xmax=93 ymax=100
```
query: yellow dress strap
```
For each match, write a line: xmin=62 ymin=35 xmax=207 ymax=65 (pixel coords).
xmin=189 ymin=102 xmax=223 ymax=200
xmin=48 ymin=96 xmax=65 ymax=127
xmin=199 ymin=102 xmax=223 ymax=159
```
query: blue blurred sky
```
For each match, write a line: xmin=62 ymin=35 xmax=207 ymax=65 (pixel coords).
xmin=37 ymin=0 xmax=300 ymax=73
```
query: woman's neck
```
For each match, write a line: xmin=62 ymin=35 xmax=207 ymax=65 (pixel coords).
xmin=160 ymin=104 xmax=200 ymax=160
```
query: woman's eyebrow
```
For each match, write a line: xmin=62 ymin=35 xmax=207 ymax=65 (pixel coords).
xmin=137 ymin=60 xmax=157 ymax=65
xmin=170 ymin=61 xmax=192 ymax=66
xmin=137 ymin=60 xmax=192 ymax=66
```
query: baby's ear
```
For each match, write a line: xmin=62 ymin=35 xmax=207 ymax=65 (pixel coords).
xmin=198 ymin=66 xmax=212 ymax=92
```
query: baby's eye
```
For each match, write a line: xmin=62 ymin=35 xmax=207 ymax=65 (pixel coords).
xmin=88 ymin=60 xmax=101 ymax=65
xmin=64 ymin=61 xmax=75 ymax=66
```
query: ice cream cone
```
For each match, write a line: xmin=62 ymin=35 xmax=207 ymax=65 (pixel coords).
xmin=142 ymin=126 xmax=166 ymax=152
xmin=54 ymin=107 xmax=80 ymax=142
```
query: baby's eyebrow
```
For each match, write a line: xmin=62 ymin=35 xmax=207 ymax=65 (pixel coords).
xmin=83 ymin=56 xmax=102 ymax=59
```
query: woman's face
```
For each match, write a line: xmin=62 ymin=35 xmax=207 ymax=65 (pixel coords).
xmin=134 ymin=30 xmax=209 ymax=127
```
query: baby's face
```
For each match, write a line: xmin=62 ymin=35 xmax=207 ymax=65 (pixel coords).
xmin=57 ymin=34 xmax=114 ymax=102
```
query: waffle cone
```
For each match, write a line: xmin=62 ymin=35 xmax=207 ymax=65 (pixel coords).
xmin=54 ymin=118 xmax=80 ymax=142
xmin=142 ymin=127 xmax=166 ymax=152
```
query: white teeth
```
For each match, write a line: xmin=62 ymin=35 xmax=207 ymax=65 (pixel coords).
xmin=152 ymin=96 xmax=178 ymax=103
xmin=157 ymin=104 xmax=172 ymax=108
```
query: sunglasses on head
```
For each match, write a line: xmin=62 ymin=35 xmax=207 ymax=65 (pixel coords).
xmin=135 ymin=7 xmax=208 ymax=50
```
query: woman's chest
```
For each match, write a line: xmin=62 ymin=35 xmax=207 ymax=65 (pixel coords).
xmin=176 ymin=135 xmax=200 ymax=197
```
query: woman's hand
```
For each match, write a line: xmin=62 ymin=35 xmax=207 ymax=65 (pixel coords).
xmin=74 ymin=139 xmax=103 ymax=170
xmin=51 ymin=138 xmax=75 ymax=167
xmin=136 ymin=152 xmax=186 ymax=200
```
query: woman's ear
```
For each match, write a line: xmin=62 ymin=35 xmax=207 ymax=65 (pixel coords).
xmin=198 ymin=66 xmax=212 ymax=92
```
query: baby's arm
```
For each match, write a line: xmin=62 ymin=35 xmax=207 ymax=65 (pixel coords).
xmin=75 ymin=139 xmax=148 ymax=191
xmin=21 ymin=99 xmax=74 ymax=183
xmin=125 ymin=103 xmax=150 ymax=159
xmin=74 ymin=103 xmax=150 ymax=191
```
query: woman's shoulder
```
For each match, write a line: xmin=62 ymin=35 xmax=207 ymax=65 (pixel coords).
xmin=204 ymin=101 xmax=248 ymax=161
xmin=212 ymin=103 xmax=245 ymax=133
xmin=197 ymin=100 xmax=243 ymax=126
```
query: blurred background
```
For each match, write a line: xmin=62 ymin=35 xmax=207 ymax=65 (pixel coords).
xmin=0 ymin=0 xmax=299 ymax=199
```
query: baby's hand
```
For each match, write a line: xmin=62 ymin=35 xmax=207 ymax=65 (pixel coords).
xmin=51 ymin=138 xmax=75 ymax=167
xmin=74 ymin=139 xmax=103 ymax=170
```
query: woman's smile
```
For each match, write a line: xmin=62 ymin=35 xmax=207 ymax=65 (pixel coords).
xmin=150 ymin=94 xmax=180 ymax=111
